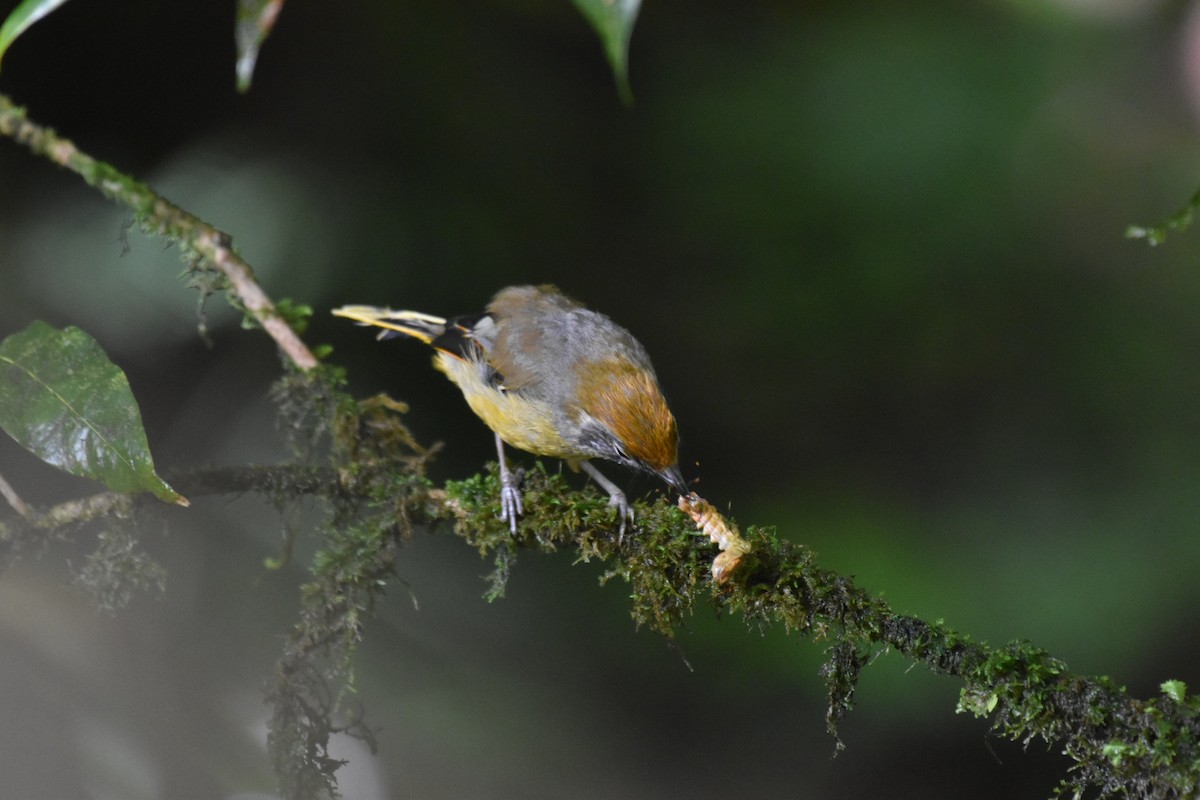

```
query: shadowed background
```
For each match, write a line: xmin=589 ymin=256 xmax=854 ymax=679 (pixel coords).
xmin=2 ymin=0 xmax=1200 ymax=796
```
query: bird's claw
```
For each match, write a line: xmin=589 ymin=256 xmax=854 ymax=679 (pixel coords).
xmin=499 ymin=466 xmax=525 ymax=534
xmin=607 ymin=490 xmax=635 ymax=544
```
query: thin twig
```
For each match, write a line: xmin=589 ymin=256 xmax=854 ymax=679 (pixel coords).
xmin=16 ymin=465 xmax=341 ymax=529
xmin=0 ymin=471 xmax=29 ymax=516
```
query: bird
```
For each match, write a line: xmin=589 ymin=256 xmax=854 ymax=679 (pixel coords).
xmin=333 ymin=284 xmax=686 ymax=536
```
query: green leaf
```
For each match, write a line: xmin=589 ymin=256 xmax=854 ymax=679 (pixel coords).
xmin=0 ymin=322 xmax=188 ymax=506
xmin=274 ymin=297 xmax=313 ymax=335
xmin=1161 ymin=680 xmax=1188 ymax=703
xmin=235 ymin=0 xmax=286 ymax=93
xmin=1103 ymin=741 xmax=1129 ymax=767
xmin=0 ymin=0 xmax=73 ymax=71
xmin=570 ymin=0 xmax=641 ymax=104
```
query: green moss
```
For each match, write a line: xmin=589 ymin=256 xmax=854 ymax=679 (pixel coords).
xmin=72 ymin=524 xmax=166 ymax=612
xmin=265 ymin=374 xmax=440 ymax=799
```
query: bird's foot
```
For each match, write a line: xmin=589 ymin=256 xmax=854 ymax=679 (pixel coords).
xmin=498 ymin=466 xmax=525 ymax=534
xmin=607 ymin=490 xmax=635 ymax=544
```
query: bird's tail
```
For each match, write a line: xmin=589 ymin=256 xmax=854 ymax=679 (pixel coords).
xmin=332 ymin=305 xmax=448 ymax=344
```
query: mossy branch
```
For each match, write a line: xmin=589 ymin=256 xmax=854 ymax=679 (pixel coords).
xmin=4 ymin=419 xmax=1196 ymax=798
xmin=444 ymin=468 xmax=1200 ymax=800
xmin=0 ymin=91 xmax=317 ymax=370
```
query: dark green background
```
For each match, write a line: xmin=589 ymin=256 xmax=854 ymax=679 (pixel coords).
xmin=1 ymin=0 xmax=1199 ymax=796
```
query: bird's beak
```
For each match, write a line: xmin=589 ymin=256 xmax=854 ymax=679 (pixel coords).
xmin=660 ymin=465 xmax=688 ymax=497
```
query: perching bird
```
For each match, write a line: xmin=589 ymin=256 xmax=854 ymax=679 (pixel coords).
xmin=333 ymin=284 xmax=686 ymax=535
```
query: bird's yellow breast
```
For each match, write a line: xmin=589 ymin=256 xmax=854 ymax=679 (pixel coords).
xmin=434 ymin=352 xmax=574 ymax=459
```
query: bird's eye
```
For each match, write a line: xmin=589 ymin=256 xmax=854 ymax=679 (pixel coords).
xmin=481 ymin=364 xmax=506 ymax=390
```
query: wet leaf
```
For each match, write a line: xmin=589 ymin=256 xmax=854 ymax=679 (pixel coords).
xmin=0 ymin=321 xmax=188 ymax=505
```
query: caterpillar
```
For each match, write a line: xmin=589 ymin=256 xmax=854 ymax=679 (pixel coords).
xmin=678 ymin=491 xmax=751 ymax=584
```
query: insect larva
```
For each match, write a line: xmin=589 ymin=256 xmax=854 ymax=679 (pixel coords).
xmin=678 ymin=491 xmax=751 ymax=583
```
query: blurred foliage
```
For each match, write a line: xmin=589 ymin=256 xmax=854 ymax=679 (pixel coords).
xmin=235 ymin=0 xmax=286 ymax=93
xmin=0 ymin=0 xmax=69 ymax=70
xmin=570 ymin=0 xmax=640 ymax=102
xmin=1128 ymin=186 xmax=1200 ymax=245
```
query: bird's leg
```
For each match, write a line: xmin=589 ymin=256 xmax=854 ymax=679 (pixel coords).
xmin=495 ymin=432 xmax=524 ymax=534
xmin=580 ymin=460 xmax=633 ymax=540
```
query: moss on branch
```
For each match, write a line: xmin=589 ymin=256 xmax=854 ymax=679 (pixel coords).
xmin=1 ymin=348 xmax=1195 ymax=800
